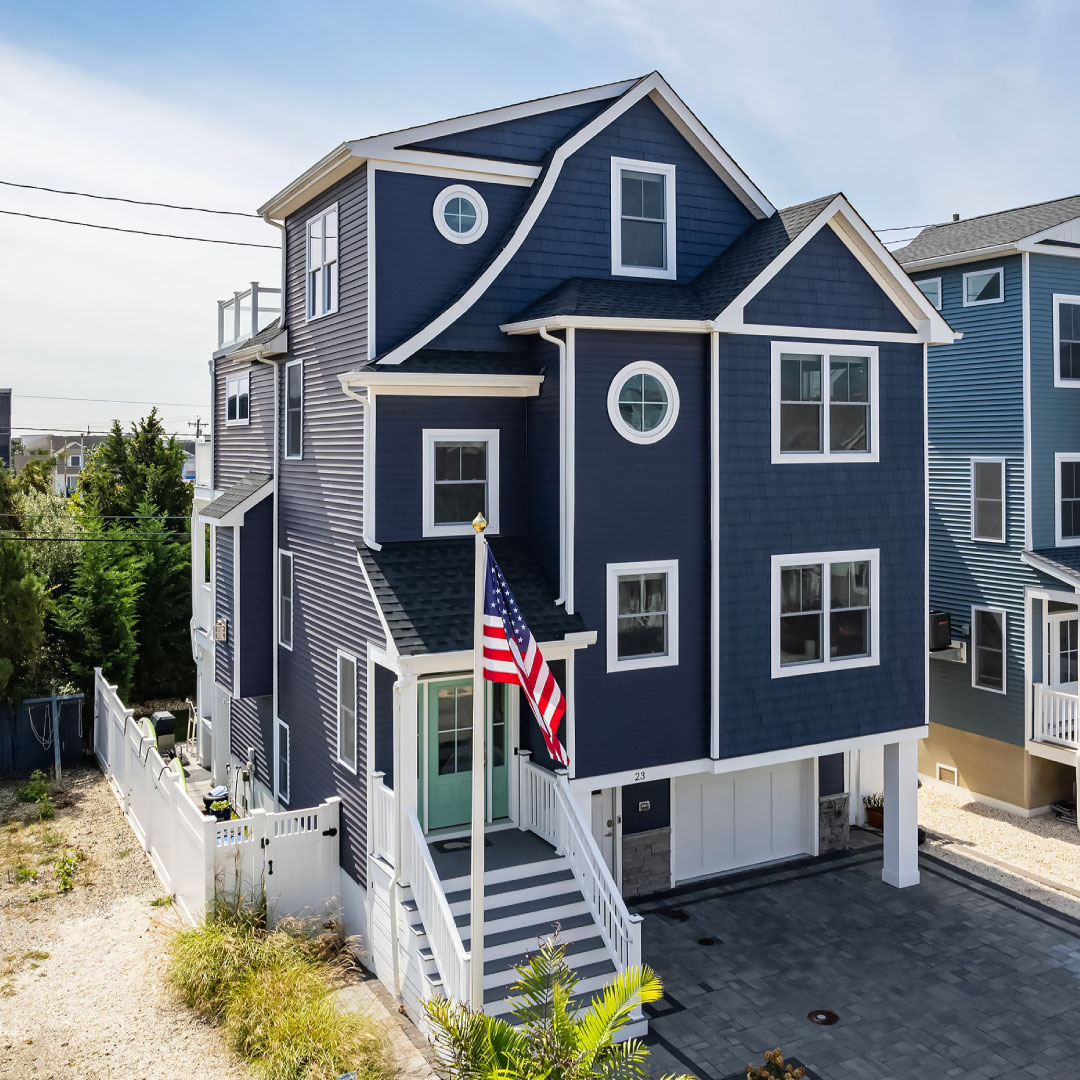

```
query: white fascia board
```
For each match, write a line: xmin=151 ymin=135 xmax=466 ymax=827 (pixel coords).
xmin=365 ymin=150 xmax=538 ymax=185
xmin=896 ymin=244 xmax=1018 ymax=271
xmin=1019 ymin=550 xmax=1080 ymax=589
xmin=1016 ymin=215 xmax=1080 ymax=255
xmin=338 ymin=370 xmax=544 ymax=398
xmin=208 ymin=481 xmax=273 ymax=528
xmin=259 ymin=144 xmax=359 ymax=220
xmin=219 ymin=330 xmax=288 ymax=364
xmin=501 ymin=316 xmax=712 ymax=335
xmin=354 ymin=550 xmax=397 ymax=657
xmin=397 ymin=631 xmax=596 ymax=677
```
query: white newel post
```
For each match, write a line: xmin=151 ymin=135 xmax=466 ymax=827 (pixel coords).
xmin=323 ymin=796 xmax=343 ymax=907
xmin=882 ymin=739 xmax=920 ymax=888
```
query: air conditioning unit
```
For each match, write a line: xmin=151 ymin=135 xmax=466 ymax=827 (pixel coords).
xmin=213 ymin=618 xmax=228 ymax=642
xmin=929 ymin=609 xmax=951 ymax=651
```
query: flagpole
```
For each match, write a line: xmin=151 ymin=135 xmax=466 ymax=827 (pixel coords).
xmin=469 ymin=512 xmax=488 ymax=1011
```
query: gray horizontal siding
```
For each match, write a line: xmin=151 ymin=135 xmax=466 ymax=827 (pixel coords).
xmin=214 ymin=358 xmax=274 ymax=489
xmin=229 ymin=694 xmax=274 ymax=794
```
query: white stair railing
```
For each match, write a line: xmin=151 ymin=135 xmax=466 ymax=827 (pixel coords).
xmin=401 ymin=810 xmax=471 ymax=1002
xmin=369 ymin=771 xmax=396 ymax=864
xmin=1034 ymin=683 xmax=1079 ymax=748
xmin=518 ymin=756 xmax=642 ymax=973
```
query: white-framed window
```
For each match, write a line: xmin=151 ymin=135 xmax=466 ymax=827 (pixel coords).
xmin=1055 ymin=453 xmax=1080 ymax=546
xmin=610 ymin=157 xmax=676 ymax=280
xmin=962 ymin=267 xmax=1004 ymax=307
xmin=1053 ymin=293 xmax=1080 ymax=386
xmin=306 ymin=204 xmax=339 ymax=320
xmin=606 ymin=361 xmax=680 ymax=444
xmin=971 ymin=606 xmax=1006 ymax=694
xmin=916 ymin=277 xmax=942 ymax=310
xmin=337 ymin=650 xmax=357 ymax=772
xmin=971 ymin=458 xmax=1006 ymax=543
xmin=432 ymin=184 xmax=489 ymax=244
xmin=278 ymin=549 xmax=293 ymax=649
xmin=771 ymin=549 xmax=880 ymax=678
xmin=274 ymin=717 xmax=291 ymax=805
xmin=606 ymin=559 xmax=679 ymax=672
xmin=68 ymin=454 xmax=81 ymax=469
xmin=203 ymin=523 xmax=213 ymax=586
xmin=284 ymin=360 xmax=303 ymax=459
xmin=226 ymin=372 xmax=250 ymax=426
xmin=422 ymin=428 xmax=500 ymax=537
xmin=771 ymin=342 xmax=879 ymax=463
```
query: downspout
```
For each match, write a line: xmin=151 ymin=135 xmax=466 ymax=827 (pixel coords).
xmin=539 ymin=326 xmax=568 ymax=607
xmin=710 ymin=331 xmax=720 ymax=760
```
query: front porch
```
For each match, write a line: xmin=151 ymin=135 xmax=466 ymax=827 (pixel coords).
xmin=1028 ymin=587 xmax=1080 ymax=754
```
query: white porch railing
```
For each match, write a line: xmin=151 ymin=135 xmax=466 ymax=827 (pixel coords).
xmin=518 ymin=756 xmax=643 ymax=973
xmin=401 ymin=810 xmax=472 ymax=1002
xmin=369 ymin=771 xmax=396 ymax=864
xmin=217 ymin=281 xmax=281 ymax=349
xmin=1034 ymin=683 xmax=1079 ymax=748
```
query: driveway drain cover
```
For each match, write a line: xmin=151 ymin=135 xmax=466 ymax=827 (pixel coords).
xmin=807 ymin=1009 xmax=839 ymax=1026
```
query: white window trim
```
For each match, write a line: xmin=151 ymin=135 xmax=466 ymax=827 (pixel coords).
xmin=605 ymin=558 xmax=679 ymax=672
xmin=770 ymin=548 xmax=880 ymax=679
xmin=433 ymin=184 xmax=489 ymax=244
xmin=336 ymin=649 xmax=358 ymax=774
xmin=284 ymin=359 xmax=303 ymax=459
xmin=274 ymin=717 xmax=291 ymax=805
xmin=1052 ymin=293 xmax=1080 ymax=387
xmin=962 ymin=266 xmax=1004 ymax=307
xmin=606 ymin=361 xmax=681 ymax=444
xmin=916 ymin=277 xmax=942 ymax=311
xmin=422 ymin=428 xmax=500 ymax=537
xmin=278 ymin=549 xmax=293 ymax=650
xmin=610 ymin=156 xmax=677 ymax=281
xmin=970 ymin=457 xmax=1006 ymax=544
xmin=305 ymin=203 xmax=339 ymax=322
xmin=770 ymin=342 xmax=880 ymax=464
xmin=225 ymin=372 xmax=250 ymax=427
xmin=1055 ymin=452 xmax=1080 ymax=547
xmin=971 ymin=605 xmax=1007 ymax=695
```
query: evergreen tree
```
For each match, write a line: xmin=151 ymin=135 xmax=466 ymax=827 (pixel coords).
xmin=18 ymin=455 xmax=58 ymax=496
xmin=0 ymin=539 xmax=46 ymax=697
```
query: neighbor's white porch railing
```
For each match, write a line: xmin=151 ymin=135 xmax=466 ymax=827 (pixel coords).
xmin=1034 ymin=683 xmax=1079 ymax=748
xmin=369 ymin=771 xmax=396 ymax=865
xmin=518 ymin=754 xmax=643 ymax=973
xmin=217 ymin=281 xmax=281 ymax=349
xmin=401 ymin=810 xmax=471 ymax=1002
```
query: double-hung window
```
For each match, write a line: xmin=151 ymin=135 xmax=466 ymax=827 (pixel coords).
xmin=772 ymin=550 xmax=879 ymax=677
xmin=284 ymin=360 xmax=303 ymax=458
xmin=278 ymin=550 xmax=293 ymax=649
xmin=422 ymin=429 xmax=499 ymax=537
xmin=337 ymin=650 xmax=357 ymax=772
xmin=610 ymin=157 xmax=676 ymax=279
xmin=971 ymin=458 xmax=1005 ymax=542
xmin=306 ymin=205 xmax=339 ymax=320
xmin=1053 ymin=294 xmax=1080 ymax=385
xmin=772 ymin=343 xmax=878 ymax=462
xmin=1056 ymin=453 xmax=1080 ymax=545
xmin=226 ymin=373 xmax=249 ymax=425
xmin=606 ymin=559 xmax=679 ymax=672
xmin=971 ymin=606 xmax=1006 ymax=693
xmin=963 ymin=267 xmax=1003 ymax=307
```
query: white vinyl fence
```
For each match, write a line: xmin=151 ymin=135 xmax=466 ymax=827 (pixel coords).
xmin=94 ymin=669 xmax=341 ymax=925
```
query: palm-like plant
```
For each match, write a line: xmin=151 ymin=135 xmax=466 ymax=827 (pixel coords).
xmin=423 ymin=935 xmax=692 ymax=1080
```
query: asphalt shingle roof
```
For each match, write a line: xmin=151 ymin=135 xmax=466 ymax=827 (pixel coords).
xmin=1026 ymin=547 xmax=1080 ymax=588
xmin=357 ymin=537 xmax=585 ymax=655
xmin=214 ymin=316 xmax=286 ymax=360
xmin=895 ymin=195 xmax=1080 ymax=266
xmin=201 ymin=472 xmax=272 ymax=520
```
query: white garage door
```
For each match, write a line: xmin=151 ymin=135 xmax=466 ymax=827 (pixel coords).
xmin=672 ymin=760 xmax=813 ymax=883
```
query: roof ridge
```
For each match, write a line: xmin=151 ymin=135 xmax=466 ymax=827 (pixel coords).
xmin=917 ymin=192 xmax=1080 ymax=235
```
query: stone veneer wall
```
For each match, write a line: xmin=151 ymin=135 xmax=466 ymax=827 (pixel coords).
xmin=622 ymin=826 xmax=671 ymax=897
xmin=819 ymin=793 xmax=850 ymax=854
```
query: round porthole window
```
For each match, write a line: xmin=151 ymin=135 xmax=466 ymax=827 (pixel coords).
xmin=607 ymin=362 xmax=680 ymax=444
xmin=433 ymin=185 xmax=488 ymax=244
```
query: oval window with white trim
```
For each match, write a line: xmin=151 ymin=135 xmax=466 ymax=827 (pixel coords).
xmin=607 ymin=362 xmax=680 ymax=444
xmin=433 ymin=185 xmax=488 ymax=244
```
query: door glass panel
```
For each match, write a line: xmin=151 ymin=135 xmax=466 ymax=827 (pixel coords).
xmin=436 ymin=685 xmax=472 ymax=775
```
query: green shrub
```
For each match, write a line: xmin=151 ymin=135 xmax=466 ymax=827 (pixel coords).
xmin=15 ymin=865 xmax=36 ymax=883
xmin=54 ymin=849 xmax=82 ymax=891
xmin=36 ymin=794 xmax=55 ymax=821
xmin=18 ymin=771 xmax=49 ymax=804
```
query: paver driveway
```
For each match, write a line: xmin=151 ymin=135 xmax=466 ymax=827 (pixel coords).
xmin=639 ymin=834 xmax=1080 ymax=1079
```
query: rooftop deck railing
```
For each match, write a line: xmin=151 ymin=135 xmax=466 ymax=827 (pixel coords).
xmin=217 ymin=281 xmax=281 ymax=350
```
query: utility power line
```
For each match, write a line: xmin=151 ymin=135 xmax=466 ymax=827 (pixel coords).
xmin=16 ymin=393 xmax=206 ymax=407
xmin=0 ymin=180 xmax=261 ymax=218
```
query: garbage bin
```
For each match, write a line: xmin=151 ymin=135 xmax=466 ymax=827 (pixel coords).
xmin=151 ymin=711 xmax=177 ymax=754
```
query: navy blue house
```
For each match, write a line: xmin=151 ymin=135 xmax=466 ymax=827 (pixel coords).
xmin=190 ymin=73 xmax=953 ymax=1023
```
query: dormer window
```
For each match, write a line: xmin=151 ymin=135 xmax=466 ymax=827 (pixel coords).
xmin=422 ymin=428 xmax=500 ymax=537
xmin=611 ymin=158 xmax=676 ymax=280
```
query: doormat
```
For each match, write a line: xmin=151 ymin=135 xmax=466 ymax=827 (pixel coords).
xmin=431 ymin=837 xmax=494 ymax=854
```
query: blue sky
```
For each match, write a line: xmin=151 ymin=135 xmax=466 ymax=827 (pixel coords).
xmin=1 ymin=0 xmax=1077 ymax=432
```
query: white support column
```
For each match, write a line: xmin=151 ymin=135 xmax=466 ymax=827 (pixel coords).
xmin=882 ymin=739 xmax=920 ymax=888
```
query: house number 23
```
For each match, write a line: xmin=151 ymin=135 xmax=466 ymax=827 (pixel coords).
xmin=633 ymin=770 xmax=646 ymax=782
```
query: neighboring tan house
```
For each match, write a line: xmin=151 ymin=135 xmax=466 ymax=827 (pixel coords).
xmin=13 ymin=434 xmax=107 ymax=494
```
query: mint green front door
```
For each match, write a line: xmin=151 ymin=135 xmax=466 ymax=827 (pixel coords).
xmin=424 ymin=679 xmax=509 ymax=832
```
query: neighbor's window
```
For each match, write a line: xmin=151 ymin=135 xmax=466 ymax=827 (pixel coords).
xmin=68 ymin=454 xmax=81 ymax=469
xmin=972 ymin=607 xmax=1006 ymax=693
xmin=963 ymin=267 xmax=1003 ymax=306
xmin=606 ymin=362 xmax=680 ymax=444
xmin=337 ymin=650 xmax=357 ymax=771
xmin=423 ymin=429 xmax=499 ymax=537
xmin=1057 ymin=454 xmax=1080 ymax=545
xmin=226 ymin=373 xmax=250 ymax=425
xmin=284 ymin=360 xmax=303 ymax=458
xmin=279 ymin=550 xmax=293 ymax=649
xmin=773 ymin=550 xmax=879 ymax=677
xmin=606 ymin=559 xmax=679 ymax=672
xmin=916 ymin=278 xmax=942 ymax=310
xmin=772 ymin=343 xmax=878 ymax=462
xmin=1054 ymin=295 xmax=1080 ymax=384
xmin=971 ymin=459 xmax=1005 ymax=542
xmin=275 ymin=718 xmax=290 ymax=804
xmin=306 ymin=205 xmax=339 ymax=319
xmin=611 ymin=157 xmax=676 ymax=279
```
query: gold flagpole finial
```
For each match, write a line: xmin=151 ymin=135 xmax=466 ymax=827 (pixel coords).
xmin=472 ymin=512 xmax=488 ymax=533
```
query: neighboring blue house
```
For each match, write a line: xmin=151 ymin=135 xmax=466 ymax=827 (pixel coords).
xmin=190 ymin=72 xmax=952 ymax=1026
xmin=898 ymin=199 xmax=1080 ymax=817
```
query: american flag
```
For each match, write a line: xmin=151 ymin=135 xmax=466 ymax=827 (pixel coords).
xmin=482 ymin=545 xmax=569 ymax=767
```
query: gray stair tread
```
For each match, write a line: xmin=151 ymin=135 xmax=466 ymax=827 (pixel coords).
xmin=462 ymin=911 xmax=594 ymax=949
xmin=453 ymin=891 xmax=582 ymax=928
xmin=445 ymin=868 xmax=575 ymax=905
xmin=483 ymin=933 xmax=605 ymax=975
xmin=483 ymin=963 xmax=616 ymax=1004
xmin=486 ymin=986 xmax=610 ymax=1022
